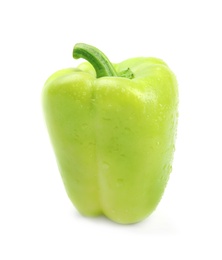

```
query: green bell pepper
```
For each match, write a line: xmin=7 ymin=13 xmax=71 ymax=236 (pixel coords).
xmin=42 ymin=43 xmax=178 ymax=224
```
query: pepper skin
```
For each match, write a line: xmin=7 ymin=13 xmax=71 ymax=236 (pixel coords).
xmin=42 ymin=43 xmax=178 ymax=224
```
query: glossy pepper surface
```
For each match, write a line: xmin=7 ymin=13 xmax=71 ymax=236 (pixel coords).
xmin=42 ymin=43 xmax=178 ymax=224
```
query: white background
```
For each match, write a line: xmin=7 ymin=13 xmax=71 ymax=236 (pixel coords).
xmin=1 ymin=0 xmax=222 ymax=259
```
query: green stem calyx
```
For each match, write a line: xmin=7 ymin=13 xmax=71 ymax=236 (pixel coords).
xmin=73 ymin=43 xmax=117 ymax=78
xmin=73 ymin=43 xmax=134 ymax=79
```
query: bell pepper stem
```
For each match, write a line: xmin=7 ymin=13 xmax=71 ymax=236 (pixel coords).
xmin=73 ymin=43 xmax=118 ymax=78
